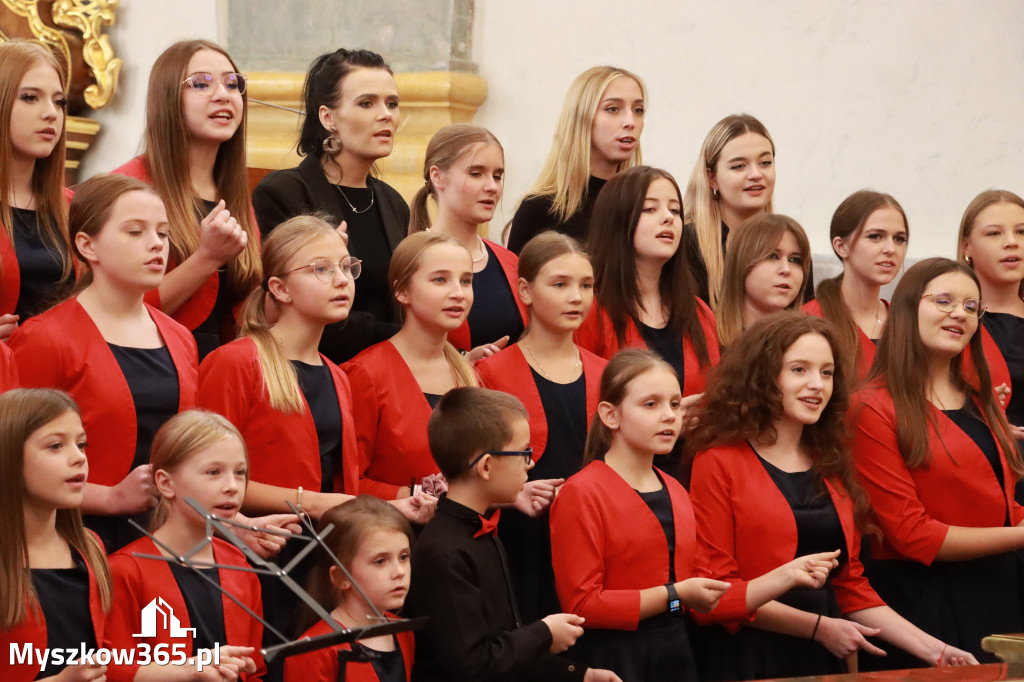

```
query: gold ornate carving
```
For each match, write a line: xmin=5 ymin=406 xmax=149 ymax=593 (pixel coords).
xmin=0 ymin=0 xmax=72 ymax=88
xmin=51 ymin=0 xmax=120 ymax=109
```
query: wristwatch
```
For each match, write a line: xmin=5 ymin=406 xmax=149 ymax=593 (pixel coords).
xmin=665 ymin=582 xmax=681 ymax=614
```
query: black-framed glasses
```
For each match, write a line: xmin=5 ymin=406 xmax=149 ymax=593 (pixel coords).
xmin=467 ymin=447 xmax=533 ymax=470
xmin=921 ymin=292 xmax=985 ymax=319
xmin=182 ymin=72 xmax=247 ymax=96
xmin=282 ymin=257 xmax=362 ymax=282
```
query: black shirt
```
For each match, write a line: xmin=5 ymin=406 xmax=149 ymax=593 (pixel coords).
xmin=757 ymin=453 xmax=847 ymax=571
xmin=424 ymin=392 xmax=443 ymax=409
xmin=944 ymin=406 xmax=1006 ymax=519
xmin=355 ymin=638 xmax=407 ymax=682
xmin=292 ymin=360 xmax=342 ymax=493
xmin=636 ymin=481 xmax=677 ymax=582
xmin=637 ymin=322 xmax=686 ymax=388
xmin=108 ymin=343 xmax=180 ymax=471
xmin=507 ymin=176 xmax=607 ymax=254
xmin=193 ymin=199 xmax=232 ymax=361
xmin=11 ymin=207 xmax=71 ymax=319
xmin=983 ymin=311 xmax=1024 ymax=427
xmin=31 ymin=551 xmax=95 ymax=678
xmin=167 ymin=563 xmax=226 ymax=652
xmin=334 ymin=184 xmax=396 ymax=324
xmin=466 ymin=244 xmax=525 ymax=348
xmin=407 ymin=496 xmax=584 ymax=681
xmin=529 ymin=367 xmax=587 ymax=479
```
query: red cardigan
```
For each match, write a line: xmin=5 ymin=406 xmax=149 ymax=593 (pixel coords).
xmin=105 ymin=536 xmax=264 ymax=681
xmin=284 ymin=616 xmax=414 ymax=682
xmin=0 ymin=188 xmax=75 ymax=315
xmin=850 ymin=384 xmax=1024 ymax=564
xmin=197 ymin=336 xmax=360 ymax=494
xmin=549 ymin=460 xmax=750 ymax=631
xmin=0 ymin=340 xmax=18 ymax=392
xmin=1 ymin=544 xmax=107 ymax=682
xmin=342 ymin=341 xmax=441 ymax=499
xmin=690 ymin=441 xmax=884 ymax=628
xmin=574 ymin=296 xmax=720 ymax=396
xmin=112 ymin=156 xmax=258 ymax=331
xmin=9 ymin=298 xmax=198 ymax=486
xmin=448 ymin=238 xmax=528 ymax=352
xmin=477 ymin=343 xmax=605 ymax=462
xmin=803 ymin=299 xmax=879 ymax=382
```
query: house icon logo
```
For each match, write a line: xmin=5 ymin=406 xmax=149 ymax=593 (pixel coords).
xmin=133 ymin=597 xmax=196 ymax=638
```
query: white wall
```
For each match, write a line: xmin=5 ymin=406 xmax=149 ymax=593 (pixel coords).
xmin=473 ymin=0 xmax=1024 ymax=261
xmin=78 ymin=1 xmax=220 ymax=178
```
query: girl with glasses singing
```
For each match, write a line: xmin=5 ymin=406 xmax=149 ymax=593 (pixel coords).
xmin=850 ymin=257 xmax=1024 ymax=667
xmin=114 ymin=39 xmax=262 ymax=360
xmin=253 ymin=48 xmax=408 ymax=363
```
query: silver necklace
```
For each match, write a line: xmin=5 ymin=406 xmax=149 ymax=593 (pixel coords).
xmin=472 ymin=235 xmax=486 ymax=264
xmin=522 ymin=342 xmax=581 ymax=382
xmin=335 ymin=184 xmax=375 ymax=214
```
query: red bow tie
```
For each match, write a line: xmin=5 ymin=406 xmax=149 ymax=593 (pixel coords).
xmin=474 ymin=510 xmax=501 ymax=538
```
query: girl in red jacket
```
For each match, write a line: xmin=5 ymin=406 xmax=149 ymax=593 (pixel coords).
xmin=407 ymin=124 xmax=527 ymax=352
xmin=805 ymin=191 xmax=909 ymax=382
xmin=549 ymin=350 xmax=840 ymax=682
xmin=0 ymin=389 xmax=111 ymax=682
xmin=0 ymin=41 xmax=76 ymax=339
xmin=112 ymin=39 xmax=261 ymax=359
xmin=851 ymin=257 xmax=1024 ymax=665
xmin=477 ymin=231 xmax=606 ymax=622
xmin=686 ymin=312 xmax=973 ymax=680
xmin=285 ymin=495 xmax=415 ymax=682
xmin=106 ymin=410 xmax=262 ymax=681
xmin=10 ymin=174 xmax=197 ymax=552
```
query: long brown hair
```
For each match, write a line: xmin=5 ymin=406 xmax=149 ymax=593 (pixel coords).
xmin=685 ymin=312 xmax=876 ymax=534
xmin=588 ymin=166 xmax=710 ymax=365
xmin=518 ymin=66 xmax=646 ymax=223
xmin=68 ymin=174 xmax=163 ymax=291
xmin=0 ymin=389 xmax=112 ymax=628
xmin=239 ymin=214 xmax=344 ymax=413
xmin=389 ymin=231 xmax=478 ymax=388
xmin=142 ymin=39 xmax=260 ymax=299
xmin=0 ymin=40 xmax=72 ymax=282
xmin=716 ymin=213 xmax=811 ymax=347
xmin=868 ymin=258 xmax=1020 ymax=474
xmin=958 ymin=189 xmax=1024 ymax=299
xmin=816 ymin=190 xmax=908 ymax=380
xmin=148 ymin=410 xmax=249 ymax=531
xmin=583 ymin=349 xmax=675 ymax=465
xmin=683 ymin=114 xmax=776 ymax=309
xmin=301 ymin=495 xmax=413 ymax=631
xmin=408 ymin=124 xmax=503 ymax=234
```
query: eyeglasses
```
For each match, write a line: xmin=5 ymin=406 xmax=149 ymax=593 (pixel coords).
xmin=283 ymin=257 xmax=362 ymax=282
xmin=182 ymin=72 xmax=247 ymax=96
xmin=467 ymin=448 xmax=534 ymax=470
xmin=921 ymin=292 xmax=985 ymax=319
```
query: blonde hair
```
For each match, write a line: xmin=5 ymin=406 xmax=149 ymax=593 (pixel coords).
xmin=684 ymin=114 xmax=775 ymax=309
xmin=716 ymin=214 xmax=810 ymax=347
xmin=958 ymin=189 xmax=1024 ymax=299
xmin=0 ymin=41 xmax=72 ymax=282
xmin=149 ymin=410 xmax=249 ymax=530
xmin=409 ymin=124 xmax=503 ymax=234
xmin=519 ymin=66 xmax=646 ymax=223
xmin=239 ymin=214 xmax=344 ymax=413
xmin=142 ymin=39 xmax=261 ymax=299
xmin=390 ymin=231 xmax=478 ymax=388
xmin=0 ymin=389 xmax=112 ymax=628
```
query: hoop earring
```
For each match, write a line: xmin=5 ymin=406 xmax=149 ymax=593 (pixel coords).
xmin=322 ymin=128 xmax=342 ymax=155
xmin=712 ymin=188 xmax=720 ymax=200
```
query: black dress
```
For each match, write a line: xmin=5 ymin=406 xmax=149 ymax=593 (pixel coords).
xmin=83 ymin=344 xmax=179 ymax=552
xmin=984 ymin=312 xmax=1024 ymax=429
xmin=696 ymin=456 xmax=847 ymax=681
xmin=466 ymin=243 xmax=525 ymax=347
xmin=571 ymin=475 xmax=697 ymax=682
xmin=167 ymin=564 xmax=226 ymax=652
xmin=252 ymin=156 xmax=407 ymax=363
xmin=31 ymin=551 xmax=96 ymax=678
xmin=506 ymin=176 xmax=607 ymax=254
xmin=861 ymin=406 xmax=1024 ymax=668
xmin=500 ymin=368 xmax=587 ymax=623
xmin=11 ymin=207 xmax=73 ymax=320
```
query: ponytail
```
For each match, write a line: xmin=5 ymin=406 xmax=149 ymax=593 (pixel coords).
xmin=239 ymin=287 xmax=305 ymax=413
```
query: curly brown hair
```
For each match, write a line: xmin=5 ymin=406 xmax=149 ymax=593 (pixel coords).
xmin=685 ymin=311 xmax=877 ymax=535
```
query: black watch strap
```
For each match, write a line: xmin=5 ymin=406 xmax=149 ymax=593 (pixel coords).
xmin=665 ymin=582 xmax=681 ymax=613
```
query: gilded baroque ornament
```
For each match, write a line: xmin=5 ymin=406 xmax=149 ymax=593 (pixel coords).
xmin=51 ymin=0 xmax=120 ymax=109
